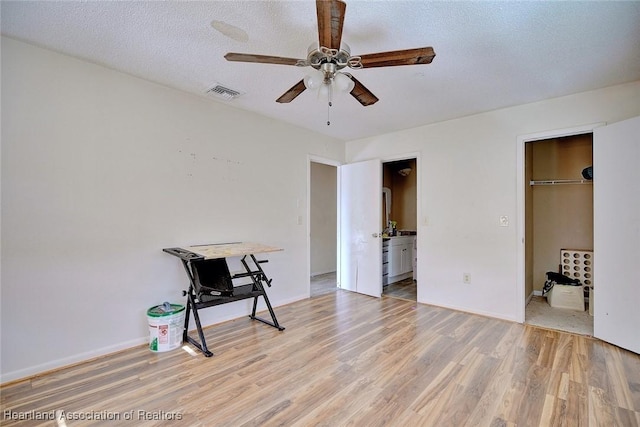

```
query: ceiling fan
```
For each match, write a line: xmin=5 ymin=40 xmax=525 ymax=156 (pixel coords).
xmin=224 ymin=0 xmax=436 ymax=107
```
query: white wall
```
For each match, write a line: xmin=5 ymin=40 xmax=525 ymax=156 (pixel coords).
xmin=0 ymin=37 xmax=344 ymax=382
xmin=310 ymin=162 xmax=337 ymax=276
xmin=346 ymin=81 xmax=640 ymax=321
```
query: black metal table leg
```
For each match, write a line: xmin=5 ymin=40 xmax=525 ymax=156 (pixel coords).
xmin=180 ymin=259 xmax=214 ymax=357
xmin=186 ymin=291 xmax=213 ymax=357
xmin=243 ymin=255 xmax=285 ymax=331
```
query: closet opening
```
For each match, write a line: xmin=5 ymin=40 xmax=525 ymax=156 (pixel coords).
xmin=524 ymin=133 xmax=594 ymax=335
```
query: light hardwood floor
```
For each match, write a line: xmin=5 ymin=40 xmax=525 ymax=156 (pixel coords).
xmin=311 ymin=272 xmax=417 ymax=301
xmin=310 ymin=272 xmax=338 ymax=297
xmin=2 ymin=290 xmax=639 ymax=426
xmin=383 ymin=278 xmax=417 ymax=301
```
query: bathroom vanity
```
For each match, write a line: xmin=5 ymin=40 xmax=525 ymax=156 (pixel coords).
xmin=382 ymin=235 xmax=416 ymax=285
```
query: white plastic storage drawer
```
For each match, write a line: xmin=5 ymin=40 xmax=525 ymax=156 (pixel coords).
xmin=547 ymin=284 xmax=584 ymax=311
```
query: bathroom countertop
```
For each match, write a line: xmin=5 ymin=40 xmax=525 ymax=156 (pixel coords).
xmin=383 ymin=235 xmax=415 ymax=241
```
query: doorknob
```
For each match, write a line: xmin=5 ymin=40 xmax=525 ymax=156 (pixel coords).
xmin=372 ymin=233 xmax=379 ymax=238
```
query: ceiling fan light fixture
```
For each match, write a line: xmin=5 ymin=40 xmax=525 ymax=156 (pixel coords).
xmin=318 ymin=81 xmax=332 ymax=100
xmin=304 ymin=61 xmax=352 ymax=101
xmin=334 ymin=72 xmax=354 ymax=92
xmin=304 ymin=69 xmax=353 ymax=101
xmin=303 ymin=69 xmax=324 ymax=90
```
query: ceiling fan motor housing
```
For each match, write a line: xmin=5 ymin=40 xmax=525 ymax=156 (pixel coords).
xmin=304 ymin=42 xmax=361 ymax=72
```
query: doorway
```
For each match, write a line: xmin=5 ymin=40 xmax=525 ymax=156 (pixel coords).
xmin=524 ymin=133 xmax=594 ymax=335
xmin=381 ymin=158 xmax=417 ymax=301
xmin=309 ymin=160 xmax=338 ymax=297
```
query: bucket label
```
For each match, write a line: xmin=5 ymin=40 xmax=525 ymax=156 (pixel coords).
xmin=159 ymin=325 xmax=169 ymax=344
xmin=147 ymin=307 xmax=185 ymax=352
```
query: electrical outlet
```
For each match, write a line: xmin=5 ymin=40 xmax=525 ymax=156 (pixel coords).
xmin=463 ymin=273 xmax=471 ymax=284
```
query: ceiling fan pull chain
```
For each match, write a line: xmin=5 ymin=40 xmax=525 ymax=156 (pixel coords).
xmin=329 ymin=81 xmax=333 ymax=107
xmin=327 ymin=83 xmax=333 ymax=126
xmin=327 ymin=103 xmax=330 ymax=126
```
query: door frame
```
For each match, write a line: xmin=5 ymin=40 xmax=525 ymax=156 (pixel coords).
xmin=308 ymin=152 xmax=420 ymax=295
xmin=382 ymin=152 xmax=421 ymax=298
xmin=308 ymin=155 xmax=341 ymax=294
xmin=515 ymin=123 xmax=605 ymax=323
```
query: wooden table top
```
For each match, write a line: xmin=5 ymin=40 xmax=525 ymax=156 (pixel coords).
xmin=184 ymin=242 xmax=283 ymax=260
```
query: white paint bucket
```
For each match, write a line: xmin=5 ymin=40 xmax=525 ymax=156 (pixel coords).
xmin=147 ymin=303 xmax=185 ymax=352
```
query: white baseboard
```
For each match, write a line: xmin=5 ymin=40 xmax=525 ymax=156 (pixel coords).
xmin=311 ymin=270 xmax=336 ymax=277
xmin=416 ymin=298 xmax=518 ymax=323
xmin=1 ymin=336 xmax=148 ymax=385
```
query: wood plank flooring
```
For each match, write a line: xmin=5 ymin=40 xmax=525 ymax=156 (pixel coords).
xmin=383 ymin=278 xmax=417 ymax=301
xmin=310 ymin=272 xmax=338 ymax=297
xmin=311 ymin=272 xmax=417 ymax=302
xmin=2 ymin=290 xmax=639 ymax=426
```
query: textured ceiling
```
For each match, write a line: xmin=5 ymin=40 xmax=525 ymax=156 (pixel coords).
xmin=2 ymin=1 xmax=639 ymax=141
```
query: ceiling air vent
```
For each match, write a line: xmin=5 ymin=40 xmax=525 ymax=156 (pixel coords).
xmin=206 ymin=84 xmax=243 ymax=101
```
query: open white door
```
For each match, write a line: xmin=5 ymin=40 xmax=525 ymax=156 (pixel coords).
xmin=339 ymin=159 xmax=382 ymax=297
xmin=593 ymin=116 xmax=640 ymax=354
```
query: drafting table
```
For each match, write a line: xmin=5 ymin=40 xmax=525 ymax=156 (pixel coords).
xmin=163 ymin=242 xmax=285 ymax=357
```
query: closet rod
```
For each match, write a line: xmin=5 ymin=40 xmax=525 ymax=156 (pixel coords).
xmin=530 ymin=179 xmax=593 ymax=186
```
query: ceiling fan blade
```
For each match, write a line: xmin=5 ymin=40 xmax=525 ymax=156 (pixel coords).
xmin=346 ymin=74 xmax=379 ymax=106
xmin=316 ymin=0 xmax=346 ymax=50
xmin=276 ymin=80 xmax=307 ymax=103
xmin=357 ymin=47 xmax=436 ymax=68
xmin=225 ymin=52 xmax=302 ymax=66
